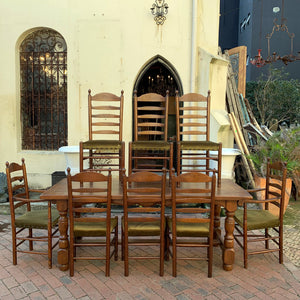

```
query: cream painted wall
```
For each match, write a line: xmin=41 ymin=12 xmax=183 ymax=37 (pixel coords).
xmin=0 ymin=0 xmax=230 ymax=187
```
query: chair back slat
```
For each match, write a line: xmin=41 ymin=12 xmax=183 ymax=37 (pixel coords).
xmin=133 ymin=91 xmax=169 ymax=142
xmin=88 ymin=90 xmax=124 ymax=141
xmin=172 ymin=172 xmax=216 ymax=221
xmin=6 ymin=159 xmax=30 ymax=214
xmin=176 ymin=91 xmax=211 ymax=142
xmin=175 ymin=90 xmax=222 ymax=188
xmin=264 ymin=159 xmax=288 ymax=217
xmin=123 ymin=171 xmax=166 ymax=211
xmin=67 ymin=170 xmax=112 ymax=233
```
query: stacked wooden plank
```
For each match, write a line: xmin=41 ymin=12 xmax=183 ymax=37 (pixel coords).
xmin=223 ymin=50 xmax=268 ymax=188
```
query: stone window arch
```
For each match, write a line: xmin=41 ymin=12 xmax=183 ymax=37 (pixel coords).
xmin=20 ymin=28 xmax=67 ymax=150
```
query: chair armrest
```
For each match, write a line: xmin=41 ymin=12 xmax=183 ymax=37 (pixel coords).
xmin=28 ymin=189 xmax=46 ymax=193
xmin=242 ymin=197 xmax=280 ymax=205
xmin=247 ymin=188 xmax=266 ymax=193
xmin=13 ymin=196 xmax=48 ymax=203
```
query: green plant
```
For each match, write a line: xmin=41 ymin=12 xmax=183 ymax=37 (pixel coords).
xmin=246 ymin=66 xmax=300 ymax=127
xmin=248 ymin=127 xmax=300 ymax=178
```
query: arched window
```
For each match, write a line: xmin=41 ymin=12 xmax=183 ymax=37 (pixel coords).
xmin=20 ymin=29 xmax=67 ymax=150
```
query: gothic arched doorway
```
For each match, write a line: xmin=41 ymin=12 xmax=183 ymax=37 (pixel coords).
xmin=133 ymin=55 xmax=183 ymax=141
xmin=133 ymin=56 xmax=183 ymax=170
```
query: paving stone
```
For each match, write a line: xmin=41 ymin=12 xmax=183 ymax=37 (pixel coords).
xmin=0 ymin=213 xmax=299 ymax=299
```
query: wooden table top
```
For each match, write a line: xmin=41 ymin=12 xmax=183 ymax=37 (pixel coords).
xmin=41 ymin=178 xmax=252 ymax=202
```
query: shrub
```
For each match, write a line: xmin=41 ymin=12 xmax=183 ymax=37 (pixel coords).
xmin=246 ymin=67 xmax=300 ymax=128
xmin=248 ymin=127 xmax=300 ymax=178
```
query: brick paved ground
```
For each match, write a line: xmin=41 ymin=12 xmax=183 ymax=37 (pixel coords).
xmin=0 ymin=214 xmax=300 ymax=300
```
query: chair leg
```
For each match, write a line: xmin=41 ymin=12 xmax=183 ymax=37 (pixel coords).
xmin=88 ymin=149 xmax=93 ymax=170
xmin=217 ymin=143 xmax=222 ymax=187
xmin=124 ymin=231 xmax=129 ymax=276
xmin=165 ymin=226 xmax=170 ymax=261
xmin=48 ymin=227 xmax=52 ymax=269
xmin=206 ymin=150 xmax=210 ymax=177
xmin=208 ymin=238 xmax=213 ymax=278
xmin=106 ymin=232 xmax=110 ymax=277
xmin=128 ymin=143 xmax=132 ymax=176
xmin=169 ymin=143 xmax=173 ymax=185
xmin=177 ymin=144 xmax=181 ymax=176
xmin=29 ymin=228 xmax=33 ymax=250
xmin=279 ymin=225 xmax=283 ymax=264
xmin=119 ymin=143 xmax=125 ymax=182
xmin=172 ymin=234 xmax=177 ymax=277
xmin=243 ymin=229 xmax=248 ymax=269
xmin=265 ymin=228 xmax=269 ymax=249
xmin=79 ymin=142 xmax=84 ymax=172
xmin=114 ymin=225 xmax=118 ymax=261
xmin=12 ymin=227 xmax=17 ymax=265
xmin=69 ymin=236 xmax=74 ymax=277
xmin=159 ymin=230 xmax=164 ymax=276
xmin=121 ymin=225 xmax=124 ymax=261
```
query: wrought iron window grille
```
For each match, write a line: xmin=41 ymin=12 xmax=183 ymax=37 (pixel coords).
xmin=20 ymin=29 xmax=68 ymax=150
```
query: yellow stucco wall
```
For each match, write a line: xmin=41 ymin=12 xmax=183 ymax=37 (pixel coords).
xmin=0 ymin=0 xmax=230 ymax=187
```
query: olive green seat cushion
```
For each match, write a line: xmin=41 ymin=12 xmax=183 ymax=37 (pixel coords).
xmin=74 ymin=216 xmax=118 ymax=237
xmin=167 ymin=216 xmax=210 ymax=237
xmin=179 ymin=141 xmax=220 ymax=151
xmin=122 ymin=217 xmax=165 ymax=236
xmin=131 ymin=141 xmax=171 ymax=151
xmin=82 ymin=140 xmax=123 ymax=150
xmin=15 ymin=208 xmax=60 ymax=229
xmin=234 ymin=209 xmax=280 ymax=231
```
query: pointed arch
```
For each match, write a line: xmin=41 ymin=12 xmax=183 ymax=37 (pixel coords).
xmin=133 ymin=55 xmax=183 ymax=96
xmin=132 ymin=55 xmax=183 ymax=156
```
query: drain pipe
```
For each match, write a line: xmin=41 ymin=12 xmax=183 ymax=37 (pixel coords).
xmin=190 ymin=0 xmax=197 ymax=93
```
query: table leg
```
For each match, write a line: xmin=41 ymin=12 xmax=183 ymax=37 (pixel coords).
xmin=56 ymin=200 xmax=69 ymax=271
xmin=222 ymin=201 xmax=237 ymax=271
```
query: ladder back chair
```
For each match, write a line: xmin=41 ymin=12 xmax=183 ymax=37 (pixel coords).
xmin=234 ymin=158 xmax=287 ymax=268
xmin=175 ymin=91 xmax=222 ymax=186
xmin=166 ymin=171 xmax=216 ymax=278
xmin=129 ymin=91 xmax=173 ymax=176
xmin=80 ymin=90 xmax=125 ymax=180
xmin=67 ymin=169 xmax=118 ymax=277
xmin=6 ymin=159 xmax=59 ymax=268
xmin=122 ymin=169 xmax=166 ymax=276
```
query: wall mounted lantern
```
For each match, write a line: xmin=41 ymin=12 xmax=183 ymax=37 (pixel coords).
xmin=150 ymin=0 xmax=168 ymax=25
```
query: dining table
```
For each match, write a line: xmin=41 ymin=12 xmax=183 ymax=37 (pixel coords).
xmin=41 ymin=177 xmax=252 ymax=272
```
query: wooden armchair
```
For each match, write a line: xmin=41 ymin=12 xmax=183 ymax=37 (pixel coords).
xmin=129 ymin=91 xmax=173 ymax=176
xmin=80 ymin=90 xmax=125 ymax=180
xmin=122 ymin=169 xmax=166 ymax=276
xmin=67 ymin=169 xmax=118 ymax=276
xmin=6 ymin=159 xmax=59 ymax=268
xmin=166 ymin=171 xmax=216 ymax=277
xmin=175 ymin=91 xmax=222 ymax=186
xmin=234 ymin=158 xmax=288 ymax=268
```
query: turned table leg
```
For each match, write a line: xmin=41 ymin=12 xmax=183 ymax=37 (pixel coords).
xmin=56 ymin=200 xmax=69 ymax=271
xmin=222 ymin=201 xmax=237 ymax=271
